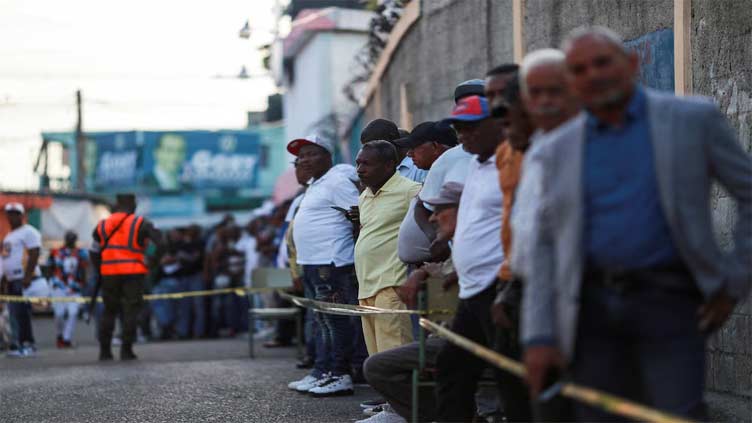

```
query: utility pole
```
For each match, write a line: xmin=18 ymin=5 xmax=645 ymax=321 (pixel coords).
xmin=75 ymin=89 xmax=85 ymax=191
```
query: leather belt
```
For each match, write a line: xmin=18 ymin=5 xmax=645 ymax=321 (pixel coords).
xmin=583 ymin=260 xmax=697 ymax=295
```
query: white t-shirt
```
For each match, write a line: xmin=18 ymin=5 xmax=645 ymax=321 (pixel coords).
xmin=419 ymin=145 xmax=473 ymax=210
xmin=293 ymin=165 xmax=359 ymax=266
xmin=1 ymin=224 xmax=42 ymax=281
xmin=452 ymin=155 xmax=504 ymax=299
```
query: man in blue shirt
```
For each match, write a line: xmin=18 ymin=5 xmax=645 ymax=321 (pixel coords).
xmin=521 ymin=26 xmax=752 ymax=421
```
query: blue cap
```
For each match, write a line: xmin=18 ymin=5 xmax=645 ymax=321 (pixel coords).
xmin=443 ymin=95 xmax=491 ymax=123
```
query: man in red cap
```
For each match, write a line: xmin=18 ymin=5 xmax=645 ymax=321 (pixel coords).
xmin=285 ymin=134 xmax=361 ymax=397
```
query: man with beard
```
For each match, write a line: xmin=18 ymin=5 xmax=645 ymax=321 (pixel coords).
xmin=521 ymin=27 xmax=751 ymax=420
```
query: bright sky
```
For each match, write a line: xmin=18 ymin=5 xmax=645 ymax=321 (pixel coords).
xmin=0 ymin=0 xmax=282 ymax=190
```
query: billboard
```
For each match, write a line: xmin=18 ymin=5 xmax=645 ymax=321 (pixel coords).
xmin=91 ymin=132 xmax=141 ymax=191
xmin=86 ymin=130 xmax=261 ymax=193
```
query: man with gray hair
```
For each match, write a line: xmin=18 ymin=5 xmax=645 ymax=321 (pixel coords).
xmin=521 ymin=26 xmax=752 ymax=420
xmin=505 ymin=47 xmax=581 ymax=421
xmin=508 ymin=47 xmax=581 ymax=286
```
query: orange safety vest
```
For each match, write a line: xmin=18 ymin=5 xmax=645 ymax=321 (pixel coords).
xmin=97 ymin=212 xmax=148 ymax=276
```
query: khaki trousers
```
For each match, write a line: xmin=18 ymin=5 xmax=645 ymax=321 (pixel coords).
xmin=359 ymin=286 xmax=413 ymax=355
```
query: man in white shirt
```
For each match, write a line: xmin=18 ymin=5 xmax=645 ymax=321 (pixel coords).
xmin=1 ymin=203 xmax=43 ymax=357
xmin=435 ymin=94 xmax=507 ymax=422
xmin=286 ymin=134 xmax=360 ymax=397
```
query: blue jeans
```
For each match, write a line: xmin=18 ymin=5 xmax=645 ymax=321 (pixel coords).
xmin=211 ymin=293 xmax=241 ymax=335
xmin=303 ymin=268 xmax=329 ymax=377
xmin=176 ymin=274 xmax=206 ymax=338
xmin=344 ymin=274 xmax=368 ymax=375
xmin=151 ymin=277 xmax=178 ymax=330
xmin=303 ymin=264 xmax=356 ymax=376
xmin=7 ymin=280 xmax=34 ymax=347
xmin=572 ymin=277 xmax=706 ymax=421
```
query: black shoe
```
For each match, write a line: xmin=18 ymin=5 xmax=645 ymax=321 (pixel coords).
xmin=99 ymin=345 xmax=114 ymax=361
xmin=120 ymin=344 xmax=138 ymax=361
xmin=352 ymin=367 xmax=367 ymax=385
xmin=296 ymin=357 xmax=314 ymax=369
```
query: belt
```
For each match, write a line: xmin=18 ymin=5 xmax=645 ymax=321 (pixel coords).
xmin=583 ymin=260 xmax=697 ymax=295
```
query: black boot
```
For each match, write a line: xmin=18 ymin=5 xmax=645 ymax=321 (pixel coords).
xmin=120 ymin=343 xmax=138 ymax=361
xmin=99 ymin=343 xmax=114 ymax=361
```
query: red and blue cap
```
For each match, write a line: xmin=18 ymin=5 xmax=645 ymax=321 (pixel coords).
xmin=442 ymin=95 xmax=491 ymax=123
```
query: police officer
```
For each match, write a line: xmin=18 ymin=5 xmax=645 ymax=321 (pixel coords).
xmin=92 ymin=194 xmax=161 ymax=361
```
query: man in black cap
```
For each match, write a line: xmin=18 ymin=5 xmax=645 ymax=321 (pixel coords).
xmin=393 ymin=121 xmax=458 ymax=171
xmin=360 ymin=118 xmax=427 ymax=183
xmin=91 ymin=194 xmax=161 ymax=361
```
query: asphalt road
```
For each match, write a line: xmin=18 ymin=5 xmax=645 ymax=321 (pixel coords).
xmin=1 ymin=317 xmax=375 ymax=423
xmin=2 ymin=317 xmax=749 ymax=422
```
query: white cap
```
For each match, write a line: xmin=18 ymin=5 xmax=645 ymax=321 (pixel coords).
xmin=286 ymin=134 xmax=334 ymax=156
xmin=4 ymin=202 xmax=25 ymax=213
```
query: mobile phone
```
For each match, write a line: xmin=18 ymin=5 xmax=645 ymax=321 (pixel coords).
xmin=330 ymin=206 xmax=348 ymax=214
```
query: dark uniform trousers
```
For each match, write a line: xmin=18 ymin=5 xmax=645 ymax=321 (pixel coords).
xmin=99 ymin=274 xmax=145 ymax=346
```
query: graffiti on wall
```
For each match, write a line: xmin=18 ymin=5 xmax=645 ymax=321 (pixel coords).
xmin=625 ymin=28 xmax=675 ymax=92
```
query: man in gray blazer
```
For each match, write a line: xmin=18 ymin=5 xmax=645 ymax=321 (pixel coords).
xmin=520 ymin=27 xmax=751 ymax=420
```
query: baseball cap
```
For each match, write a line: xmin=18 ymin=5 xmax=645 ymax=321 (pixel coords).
xmin=287 ymin=134 xmax=334 ymax=156
xmin=454 ymin=79 xmax=485 ymax=103
xmin=442 ymin=95 xmax=491 ymax=124
xmin=393 ymin=121 xmax=458 ymax=149
xmin=4 ymin=202 xmax=25 ymax=214
xmin=422 ymin=181 xmax=464 ymax=207
xmin=361 ymin=119 xmax=401 ymax=143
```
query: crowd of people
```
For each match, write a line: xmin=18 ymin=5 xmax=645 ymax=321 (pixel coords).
xmin=281 ymin=25 xmax=751 ymax=423
xmin=0 ymin=204 xmax=301 ymax=355
xmin=1 ymin=25 xmax=750 ymax=423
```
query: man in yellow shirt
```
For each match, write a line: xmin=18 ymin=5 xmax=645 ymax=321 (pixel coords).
xmin=354 ymin=140 xmax=421 ymax=355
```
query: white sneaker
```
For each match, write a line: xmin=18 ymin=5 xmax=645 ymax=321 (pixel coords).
xmin=20 ymin=346 xmax=36 ymax=358
xmin=295 ymin=373 xmax=331 ymax=393
xmin=288 ymin=374 xmax=317 ymax=390
xmin=309 ymin=374 xmax=354 ymax=397
xmin=355 ymin=408 xmax=407 ymax=423
xmin=364 ymin=405 xmax=384 ymax=416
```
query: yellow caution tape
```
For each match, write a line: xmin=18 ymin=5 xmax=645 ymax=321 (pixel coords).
xmin=418 ymin=318 xmax=696 ymax=423
xmin=279 ymin=292 xmax=453 ymax=316
xmin=0 ymin=286 xmax=280 ymax=304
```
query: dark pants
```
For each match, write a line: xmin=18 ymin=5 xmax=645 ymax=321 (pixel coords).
xmin=210 ymin=293 xmax=241 ymax=336
xmin=435 ymin=283 xmax=497 ymax=422
xmin=345 ymin=274 xmax=368 ymax=376
xmin=7 ymin=280 xmax=35 ymax=347
xmin=494 ymin=280 xmax=533 ymax=422
xmin=274 ymin=293 xmax=295 ymax=344
xmin=176 ymin=273 xmax=206 ymax=338
xmin=303 ymin=263 xmax=356 ymax=376
xmin=99 ymin=275 xmax=145 ymax=346
xmin=572 ymin=272 xmax=707 ymax=421
xmin=364 ymin=337 xmax=444 ymax=422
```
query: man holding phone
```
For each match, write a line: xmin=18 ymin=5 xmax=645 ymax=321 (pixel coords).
xmin=285 ymin=134 xmax=361 ymax=397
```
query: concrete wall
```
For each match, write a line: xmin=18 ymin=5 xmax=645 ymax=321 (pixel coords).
xmin=365 ymin=0 xmax=514 ymax=124
xmin=692 ymin=0 xmax=752 ymax=399
xmin=364 ymin=0 xmax=752 ymax=401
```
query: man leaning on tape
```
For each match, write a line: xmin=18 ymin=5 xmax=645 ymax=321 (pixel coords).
xmin=91 ymin=194 xmax=162 ymax=361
